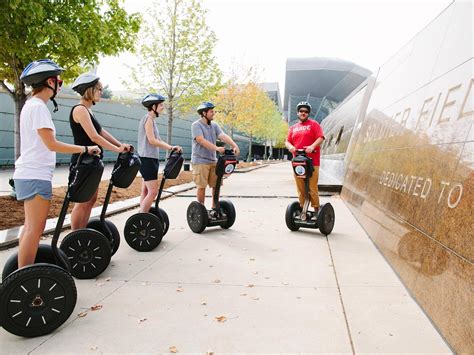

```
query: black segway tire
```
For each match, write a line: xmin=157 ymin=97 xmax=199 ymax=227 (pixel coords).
xmin=149 ymin=207 xmax=170 ymax=236
xmin=2 ymin=244 xmax=70 ymax=281
xmin=60 ymin=229 xmax=112 ymax=279
xmin=285 ymin=201 xmax=302 ymax=231
xmin=186 ymin=202 xmax=208 ymax=234
xmin=317 ymin=203 xmax=335 ymax=236
xmin=219 ymin=200 xmax=236 ymax=229
xmin=0 ymin=264 xmax=77 ymax=337
xmin=87 ymin=219 xmax=120 ymax=256
xmin=124 ymin=213 xmax=164 ymax=252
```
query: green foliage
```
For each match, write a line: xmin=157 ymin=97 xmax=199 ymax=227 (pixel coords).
xmin=129 ymin=0 xmax=222 ymax=116
xmin=214 ymin=80 xmax=287 ymax=158
xmin=0 ymin=0 xmax=141 ymax=86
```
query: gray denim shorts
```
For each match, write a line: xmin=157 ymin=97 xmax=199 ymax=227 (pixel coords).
xmin=14 ymin=179 xmax=53 ymax=201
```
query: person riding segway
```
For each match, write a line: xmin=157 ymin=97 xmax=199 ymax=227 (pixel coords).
xmin=186 ymin=101 xmax=240 ymax=233
xmin=122 ymin=93 xmax=183 ymax=252
xmin=284 ymin=101 xmax=335 ymax=235
xmin=0 ymin=59 xmax=101 ymax=337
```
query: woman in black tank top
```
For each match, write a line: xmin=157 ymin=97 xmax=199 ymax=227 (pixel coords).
xmin=68 ymin=73 xmax=131 ymax=231
xmin=69 ymin=104 xmax=104 ymax=164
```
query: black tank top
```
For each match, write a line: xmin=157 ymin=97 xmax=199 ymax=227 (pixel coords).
xmin=70 ymin=104 xmax=103 ymax=164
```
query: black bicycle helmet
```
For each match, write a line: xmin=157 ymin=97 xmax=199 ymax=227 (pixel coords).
xmin=197 ymin=101 xmax=215 ymax=115
xmin=141 ymin=93 xmax=166 ymax=108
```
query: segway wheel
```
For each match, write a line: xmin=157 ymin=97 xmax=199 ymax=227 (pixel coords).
xmin=2 ymin=244 xmax=70 ymax=281
xmin=0 ymin=264 xmax=77 ymax=337
xmin=186 ymin=202 xmax=208 ymax=234
xmin=285 ymin=201 xmax=302 ymax=231
xmin=219 ymin=200 xmax=236 ymax=229
xmin=149 ymin=207 xmax=170 ymax=236
xmin=317 ymin=203 xmax=335 ymax=236
xmin=124 ymin=213 xmax=164 ymax=252
xmin=87 ymin=219 xmax=121 ymax=256
xmin=60 ymin=229 xmax=112 ymax=279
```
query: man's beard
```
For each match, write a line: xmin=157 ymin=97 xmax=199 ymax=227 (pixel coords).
xmin=298 ymin=116 xmax=308 ymax=122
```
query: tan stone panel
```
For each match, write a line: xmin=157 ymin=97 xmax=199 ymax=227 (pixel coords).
xmin=431 ymin=141 xmax=473 ymax=260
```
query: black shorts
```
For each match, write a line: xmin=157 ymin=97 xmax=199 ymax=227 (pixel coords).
xmin=140 ymin=157 xmax=159 ymax=181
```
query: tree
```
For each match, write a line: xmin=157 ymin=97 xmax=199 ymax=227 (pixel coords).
xmin=213 ymin=65 xmax=260 ymax=139
xmin=0 ymin=0 xmax=141 ymax=159
xmin=101 ymin=85 xmax=113 ymax=99
xmin=214 ymin=80 xmax=284 ymax=161
xmin=214 ymin=82 xmax=239 ymax=139
xmin=129 ymin=0 xmax=222 ymax=144
xmin=234 ymin=83 xmax=270 ymax=161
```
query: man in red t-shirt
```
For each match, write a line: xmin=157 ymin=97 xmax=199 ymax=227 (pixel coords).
xmin=285 ymin=101 xmax=325 ymax=212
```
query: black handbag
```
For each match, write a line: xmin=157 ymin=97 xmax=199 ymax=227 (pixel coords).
xmin=68 ymin=154 xmax=104 ymax=202
xmin=111 ymin=151 xmax=141 ymax=188
xmin=163 ymin=151 xmax=184 ymax=179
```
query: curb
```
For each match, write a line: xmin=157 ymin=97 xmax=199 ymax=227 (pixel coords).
xmin=0 ymin=182 xmax=196 ymax=250
xmin=234 ymin=164 xmax=270 ymax=173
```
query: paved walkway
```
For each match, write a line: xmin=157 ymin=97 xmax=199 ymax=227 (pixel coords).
xmin=0 ymin=163 xmax=451 ymax=353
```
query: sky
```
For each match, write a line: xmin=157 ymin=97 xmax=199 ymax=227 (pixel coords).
xmin=97 ymin=0 xmax=452 ymax=97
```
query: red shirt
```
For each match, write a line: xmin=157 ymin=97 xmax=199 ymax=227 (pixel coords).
xmin=287 ymin=119 xmax=325 ymax=166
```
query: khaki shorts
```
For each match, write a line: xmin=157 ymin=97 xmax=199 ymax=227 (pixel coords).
xmin=192 ymin=163 xmax=222 ymax=188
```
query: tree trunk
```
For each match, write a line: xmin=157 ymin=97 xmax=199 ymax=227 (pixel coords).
xmin=247 ymin=133 xmax=252 ymax=162
xmin=264 ymin=142 xmax=267 ymax=159
xmin=13 ymin=86 xmax=27 ymax=160
xmin=167 ymin=107 xmax=173 ymax=145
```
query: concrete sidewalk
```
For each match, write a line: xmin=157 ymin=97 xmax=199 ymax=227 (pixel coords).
xmin=0 ymin=163 xmax=451 ymax=353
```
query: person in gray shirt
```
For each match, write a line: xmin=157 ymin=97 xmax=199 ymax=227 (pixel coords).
xmin=191 ymin=101 xmax=240 ymax=208
xmin=138 ymin=93 xmax=182 ymax=213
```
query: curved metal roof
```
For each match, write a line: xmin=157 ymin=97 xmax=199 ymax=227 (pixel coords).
xmin=284 ymin=57 xmax=371 ymax=112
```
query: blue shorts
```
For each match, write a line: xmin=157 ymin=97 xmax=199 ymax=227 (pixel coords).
xmin=14 ymin=179 xmax=53 ymax=201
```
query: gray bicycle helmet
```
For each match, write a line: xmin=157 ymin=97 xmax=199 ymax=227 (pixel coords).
xmin=296 ymin=101 xmax=312 ymax=113
xmin=72 ymin=73 xmax=100 ymax=96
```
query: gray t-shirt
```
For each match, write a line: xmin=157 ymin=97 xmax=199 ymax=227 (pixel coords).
xmin=191 ymin=119 xmax=223 ymax=163
xmin=137 ymin=114 xmax=160 ymax=159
